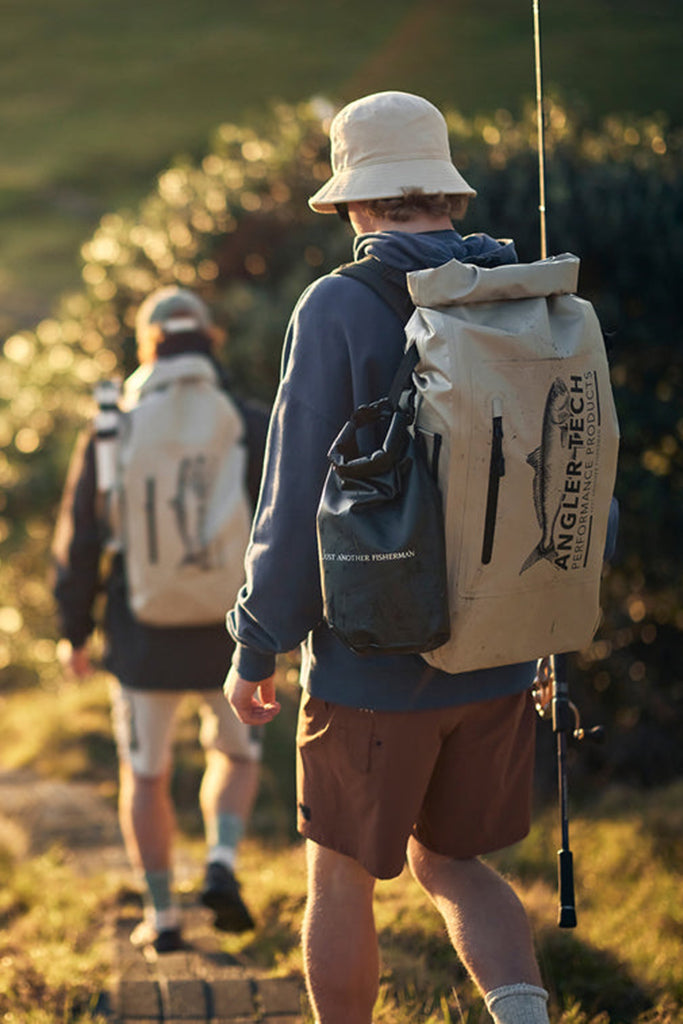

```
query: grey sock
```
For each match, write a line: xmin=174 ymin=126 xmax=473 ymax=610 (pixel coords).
xmin=143 ymin=869 xmax=174 ymax=912
xmin=484 ymin=983 xmax=550 ymax=1024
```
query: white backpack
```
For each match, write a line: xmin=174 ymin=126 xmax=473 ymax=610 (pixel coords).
xmin=403 ymin=253 xmax=620 ymax=673
xmin=338 ymin=252 xmax=620 ymax=673
xmin=96 ymin=354 xmax=252 ymax=627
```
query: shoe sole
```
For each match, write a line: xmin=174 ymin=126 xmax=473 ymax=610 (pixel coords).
xmin=200 ymin=890 xmax=254 ymax=932
xmin=154 ymin=933 xmax=184 ymax=953
xmin=130 ymin=927 xmax=183 ymax=954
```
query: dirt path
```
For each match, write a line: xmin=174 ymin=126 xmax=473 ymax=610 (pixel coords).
xmin=0 ymin=769 xmax=304 ymax=1022
xmin=0 ymin=767 xmax=124 ymax=868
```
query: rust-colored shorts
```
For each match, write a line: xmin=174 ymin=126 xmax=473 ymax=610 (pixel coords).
xmin=296 ymin=688 xmax=535 ymax=879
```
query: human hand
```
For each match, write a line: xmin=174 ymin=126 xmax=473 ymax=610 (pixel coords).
xmin=68 ymin=646 xmax=93 ymax=679
xmin=224 ymin=665 xmax=281 ymax=725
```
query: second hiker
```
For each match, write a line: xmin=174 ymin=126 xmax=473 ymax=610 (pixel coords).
xmin=53 ymin=286 xmax=269 ymax=953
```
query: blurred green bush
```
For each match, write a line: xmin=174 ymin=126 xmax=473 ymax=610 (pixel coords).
xmin=1 ymin=97 xmax=681 ymax=788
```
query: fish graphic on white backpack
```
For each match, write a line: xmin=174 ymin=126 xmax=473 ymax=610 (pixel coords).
xmin=171 ymin=455 xmax=213 ymax=569
xmin=521 ymin=378 xmax=571 ymax=574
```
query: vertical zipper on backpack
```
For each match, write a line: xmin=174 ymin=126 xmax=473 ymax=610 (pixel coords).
xmin=430 ymin=432 xmax=442 ymax=482
xmin=481 ymin=399 xmax=505 ymax=565
xmin=145 ymin=478 xmax=158 ymax=564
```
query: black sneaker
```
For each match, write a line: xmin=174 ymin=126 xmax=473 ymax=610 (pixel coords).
xmin=129 ymin=919 xmax=183 ymax=953
xmin=200 ymin=861 xmax=255 ymax=933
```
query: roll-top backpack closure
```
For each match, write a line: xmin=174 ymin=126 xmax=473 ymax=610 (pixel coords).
xmin=407 ymin=252 xmax=580 ymax=307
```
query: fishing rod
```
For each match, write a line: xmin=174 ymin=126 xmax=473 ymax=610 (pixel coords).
xmin=530 ymin=0 xmax=581 ymax=930
xmin=532 ymin=0 xmax=548 ymax=259
xmin=532 ymin=655 xmax=604 ymax=928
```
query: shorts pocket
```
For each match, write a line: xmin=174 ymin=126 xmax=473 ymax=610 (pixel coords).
xmin=297 ymin=696 xmax=378 ymax=776
xmin=336 ymin=711 xmax=378 ymax=775
xmin=296 ymin=693 xmax=333 ymax=748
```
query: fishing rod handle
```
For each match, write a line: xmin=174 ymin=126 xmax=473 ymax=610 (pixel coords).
xmin=557 ymin=848 xmax=577 ymax=928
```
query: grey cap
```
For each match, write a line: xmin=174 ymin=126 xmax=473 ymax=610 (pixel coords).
xmin=135 ymin=286 xmax=213 ymax=341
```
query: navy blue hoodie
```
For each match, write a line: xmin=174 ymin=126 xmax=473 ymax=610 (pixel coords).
xmin=227 ymin=229 xmax=535 ymax=711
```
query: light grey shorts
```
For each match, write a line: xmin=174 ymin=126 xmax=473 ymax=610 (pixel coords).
xmin=110 ymin=681 xmax=262 ymax=777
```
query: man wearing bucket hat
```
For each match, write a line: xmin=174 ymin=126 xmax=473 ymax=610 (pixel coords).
xmin=54 ymin=287 xmax=269 ymax=953
xmin=226 ymin=92 xmax=550 ymax=1024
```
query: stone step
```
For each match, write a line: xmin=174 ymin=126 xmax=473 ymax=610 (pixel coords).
xmin=105 ymin=897 xmax=304 ymax=1023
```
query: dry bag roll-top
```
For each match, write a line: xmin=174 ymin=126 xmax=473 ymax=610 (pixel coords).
xmin=96 ymin=354 xmax=252 ymax=627
xmin=321 ymin=253 xmax=619 ymax=673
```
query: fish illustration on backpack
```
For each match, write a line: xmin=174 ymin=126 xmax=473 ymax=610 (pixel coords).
xmin=170 ymin=455 xmax=213 ymax=569
xmin=520 ymin=378 xmax=571 ymax=574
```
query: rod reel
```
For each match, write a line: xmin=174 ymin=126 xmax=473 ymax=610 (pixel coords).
xmin=532 ymin=656 xmax=605 ymax=745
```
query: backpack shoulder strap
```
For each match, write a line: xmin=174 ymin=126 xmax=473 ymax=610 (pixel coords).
xmin=333 ymin=256 xmax=419 ymax=410
xmin=333 ymin=256 xmax=415 ymax=327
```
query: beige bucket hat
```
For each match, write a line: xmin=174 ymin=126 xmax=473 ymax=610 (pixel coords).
xmin=309 ymin=91 xmax=476 ymax=214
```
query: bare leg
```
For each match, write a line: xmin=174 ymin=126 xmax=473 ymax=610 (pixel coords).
xmin=118 ymin=759 xmax=181 ymax=944
xmin=198 ymin=749 xmax=259 ymax=933
xmin=118 ymin=761 xmax=175 ymax=872
xmin=199 ymin=749 xmax=259 ymax=829
xmin=302 ymin=841 xmax=379 ymax=1024
xmin=407 ymin=837 xmax=543 ymax=994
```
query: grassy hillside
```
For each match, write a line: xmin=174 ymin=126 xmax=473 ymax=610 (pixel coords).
xmin=2 ymin=0 xmax=682 ymax=330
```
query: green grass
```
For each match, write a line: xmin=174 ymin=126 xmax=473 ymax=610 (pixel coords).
xmin=0 ymin=842 xmax=114 ymax=1023
xmin=1 ymin=0 xmax=682 ymax=331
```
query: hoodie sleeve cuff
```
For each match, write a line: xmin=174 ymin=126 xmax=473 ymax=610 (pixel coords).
xmin=231 ymin=644 xmax=277 ymax=683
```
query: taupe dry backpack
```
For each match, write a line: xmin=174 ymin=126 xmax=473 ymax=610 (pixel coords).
xmin=338 ymin=253 xmax=620 ymax=673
